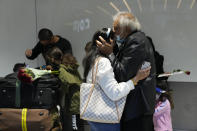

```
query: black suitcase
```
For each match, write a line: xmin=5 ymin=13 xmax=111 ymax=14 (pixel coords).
xmin=30 ymin=74 xmax=61 ymax=109
xmin=0 ymin=73 xmax=60 ymax=109
xmin=0 ymin=73 xmax=17 ymax=108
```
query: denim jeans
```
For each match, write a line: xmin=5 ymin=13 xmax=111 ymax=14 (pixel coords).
xmin=88 ymin=121 xmax=120 ymax=131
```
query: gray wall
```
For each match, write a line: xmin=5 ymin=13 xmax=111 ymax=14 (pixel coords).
xmin=0 ymin=0 xmax=38 ymax=76
xmin=170 ymin=82 xmax=197 ymax=131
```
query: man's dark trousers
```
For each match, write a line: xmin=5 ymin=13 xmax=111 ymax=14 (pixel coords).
xmin=121 ymin=114 xmax=154 ymax=131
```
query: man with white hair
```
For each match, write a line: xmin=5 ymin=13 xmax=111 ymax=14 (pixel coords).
xmin=96 ymin=12 xmax=156 ymax=131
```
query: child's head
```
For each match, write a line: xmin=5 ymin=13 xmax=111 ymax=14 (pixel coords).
xmin=156 ymin=88 xmax=167 ymax=102
xmin=62 ymin=53 xmax=78 ymax=66
xmin=156 ymin=80 xmax=174 ymax=108
xmin=45 ymin=47 xmax=63 ymax=66
xmin=13 ymin=63 xmax=26 ymax=72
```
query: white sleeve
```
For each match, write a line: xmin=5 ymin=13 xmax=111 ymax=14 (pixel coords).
xmin=95 ymin=57 xmax=135 ymax=101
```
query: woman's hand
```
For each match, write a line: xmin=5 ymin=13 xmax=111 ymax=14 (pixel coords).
xmin=132 ymin=67 xmax=151 ymax=85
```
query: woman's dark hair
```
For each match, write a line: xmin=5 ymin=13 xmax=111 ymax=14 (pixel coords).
xmin=157 ymin=80 xmax=174 ymax=109
xmin=38 ymin=28 xmax=53 ymax=41
xmin=83 ymin=28 xmax=114 ymax=80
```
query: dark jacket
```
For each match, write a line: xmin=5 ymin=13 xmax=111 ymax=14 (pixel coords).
xmin=27 ymin=36 xmax=72 ymax=64
xmin=112 ymin=31 xmax=156 ymax=121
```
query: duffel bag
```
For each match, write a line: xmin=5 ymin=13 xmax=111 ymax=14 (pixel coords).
xmin=0 ymin=108 xmax=62 ymax=131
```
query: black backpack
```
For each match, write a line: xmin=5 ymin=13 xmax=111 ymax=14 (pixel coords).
xmin=147 ymin=36 xmax=168 ymax=81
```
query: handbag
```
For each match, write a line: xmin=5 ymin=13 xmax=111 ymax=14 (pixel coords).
xmin=80 ymin=57 xmax=127 ymax=123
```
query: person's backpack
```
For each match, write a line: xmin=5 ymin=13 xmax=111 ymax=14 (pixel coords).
xmin=147 ymin=36 xmax=168 ymax=81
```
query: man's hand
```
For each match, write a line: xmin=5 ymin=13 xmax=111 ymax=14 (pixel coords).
xmin=25 ymin=49 xmax=32 ymax=57
xmin=96 ymin=36 xmax=114 ymax=55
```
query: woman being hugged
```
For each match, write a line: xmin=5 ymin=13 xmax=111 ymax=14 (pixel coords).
xmin=82 ymin=28 xmax=151 ymax=131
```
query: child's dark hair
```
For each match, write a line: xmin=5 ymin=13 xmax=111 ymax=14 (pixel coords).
xmin=45 ymin=47 xmax=63 ymax=65
xmin=13 ymin=63 xmax=26 ymax=72
xmin=62 ymin=54 xmax=78 ymax=66
xmin=157 ymin=80 xmax=174 ymax=109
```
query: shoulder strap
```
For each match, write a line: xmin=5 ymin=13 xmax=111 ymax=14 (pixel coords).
xmin=92 ymin=57 xmax=102 ymax=84
xmin=80 ymin=57 xmax=102 ymax=117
